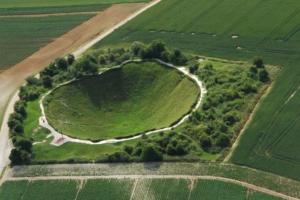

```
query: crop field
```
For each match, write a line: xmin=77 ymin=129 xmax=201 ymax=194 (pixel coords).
xmin=95 ymin=0 xmax=300 ymax=180
xmin=0 ymin=15 xmax=94 ymax=70
xmin=44 ymin=61 xmax=199 ymax=141
xmin=0 ymin=0 xmax=148 ymax=15
xmin=0 ymin=179 xmax=282 ymax=200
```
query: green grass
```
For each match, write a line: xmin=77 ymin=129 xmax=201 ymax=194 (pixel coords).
xmin=0 ymin=179 xmax=282 ymax=200
xmin=0 ymin=14 xmax=93 ymax=70
xmin=94 ymin=0 xmax=300 ymax=180
xmin=44 ymin=61 xmax=199 ymax=141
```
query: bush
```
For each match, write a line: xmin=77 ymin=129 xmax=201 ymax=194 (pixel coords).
xmin=9 ymin=148 xmax=31 ymax=165
xmin=253 ymin=57 xmax=264 ymax=68
xmin=55 ymin=57 xmax=68 ymax=70
xmin=216 ymin=134 xmax=230 ymax=148
xmin=14 ymin=100 xmax=26 ymax=117
xmin=223 ymin=111 xmax=240 ymax=126
xmin=189 ymin=64 xmax=199 ymax=74
xmin=200 ymin=134 xmax=212 ymax=149
xmin=15 ymin=138 xmax=32 ymax=153
xmin=107 ymin=151 xmax=130 ymax=162
xmin=67 ymin=54 xmax=75 ymax=65
xmin=140 ymin=145 xmax=163 ymax=161
xmin=123 ymin=145 xmax=134 ymax=155
xmin=131 ymin=41 xmax=146 ymax=56
xmin=41 ymin=75 xmax=53 ymax=88
xmin=170 ymin=49 xmax=187 ymax=65
xmin=26 ymin=76 xmax=40 ymax=85
xmin=258 ymin=69 xmax=269 ymax=82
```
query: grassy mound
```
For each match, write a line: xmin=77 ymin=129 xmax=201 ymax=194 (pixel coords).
xmin=44 ymin=61 xmax=199 ymax=141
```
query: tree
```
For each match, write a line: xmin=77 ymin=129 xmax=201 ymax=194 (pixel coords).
xmin=26 ymin=76 xmax=39 ymax=85
xmin=131 ymin=41 xmax=146 ymax=56
xmin=223 ymin=112 xmax=239 ymax=126
xmin=140 ymin=145 xmax=163 ymax=161
xmin=67 ymin=54 xmax=75 ymax=65
xmin=199 ymin=134 xmax=212 ymax=149
xmin=55 ymin=57 xmax=68 ymax=70
xmin=14 ymin=100 xmax=26 ymax=117
xmin=170 ymin=49 xmax=187 ymax=65
xmin=107 ymin=151 xmax=130 ymax=162
xmin=258 ymin=69 xmax=269 ymax=82
xmin=9 ymin=149 xmax=31 ymax=165
xmin=15 ymin=138 xmax=32 ymax=153
xmin=253 ymin=57 xmax=264 ymax=68
xmin=216 ymin=134 xmax=230 ymax=148
xmin=189 ymin=64 xmax=199 ymax=74
xmin=42 ymin=75 xmax=53 ymax=88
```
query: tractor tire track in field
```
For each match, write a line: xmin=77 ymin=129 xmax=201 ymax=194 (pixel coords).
xmin=5 ymin=175 xmax=299 ymax=200
xmin=0 ymin=0 xmax=162 ymax=176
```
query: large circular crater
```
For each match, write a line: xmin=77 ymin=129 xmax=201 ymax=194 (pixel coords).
xmin=44 ymin=61 xmax=200 ymax=141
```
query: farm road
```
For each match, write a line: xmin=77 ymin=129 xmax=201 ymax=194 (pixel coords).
xmin=4 ymin=175 xmax=298 ymax=200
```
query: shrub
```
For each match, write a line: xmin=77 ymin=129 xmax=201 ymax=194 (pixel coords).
xmin=41 ymin=75 xmax=53 ymax=88
xmin=26 ymin=76 xmax=40 ymax=85
xmin=9 ymin=148 xmax=31 ymax=165
xmin=67 ymin=54 xmax=75 ymax=65
xmin=140 ymin=145 xmax=163 ymax=161
xmin=123 ymin=145 xmax=134 ymax=155
xmin=107 ymin=151 xmax=130 ymax=162
xmin=200 ymin=134 xmax=212 ymax=149
xmin=55 ymin=57 xmax=68 ymax=70
xmin=253 ymin=57 xmax=264 ymax=68
xmin=258 ymin=69 xmax=269 ymax=82
xmin=131 ymin=41 xmax=146 ymax=56
xmin=223 ymin=111 xmax=240 ymax=126
xmin=216 ymin=134 xmax=230 ymax=148
xmin=170 ymin=49 xmax=187 ymax=65
xmin=14 ymin=138 xmax=32 ymax=153
xmin=189 ymin=64 xmax=199 ymax=74
xmin=14 ymin=100 xmax=26 ymax=117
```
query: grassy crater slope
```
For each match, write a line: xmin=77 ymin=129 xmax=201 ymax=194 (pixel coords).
xmin=44 ymin=61 xmax=199 ymax=141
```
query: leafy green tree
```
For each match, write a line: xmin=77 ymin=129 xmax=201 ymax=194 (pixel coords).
xmin=131 ymin=41 xmax=146 ymax=56
xmin=258 ymin=69 xmax=269 ymax=82
xmin=67 ymin=54 xmax=75 ymax=65
xmin=55 ymin=57 xmax=68 ymax=70
xmin=42 ymin=75 xmax=53 ymax=88
xmin=15 ymin=138 xmax=32 ymax=153
xmin=170 ymin=49 xmax=187 ymax=65
xmin=253 ymin=57 xmax=264 ymax=68
xmin=140 ymin=145 xmax=163 ymax=161
xmin=189 ymin=64 xmax=199 ymax=74
xmin=26 ymin=76 xmax=39 ymax=85
xmin=14 ymin=100 xmax=26 ymax=117
xmin=200 ymin=134 xmax=212 ymax=149
xmin=9 ymin=149 xmax=31 ymax=165
xmin=216 ymin=134 xmax=230 ymax=148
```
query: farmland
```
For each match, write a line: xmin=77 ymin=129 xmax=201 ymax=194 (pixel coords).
xmin=0 ymin=178 xmax=282 ymax=200
xmin=44 ymin=61 xmax=199 ymax=141
xmin=95 ymin=0 xmax=300 ymax=180
xmin=0 ymin=15 xmax=93 ymax=70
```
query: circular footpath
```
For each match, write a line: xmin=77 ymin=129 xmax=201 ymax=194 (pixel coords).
xmin=39 ymin=59 xmax=207 ymax=146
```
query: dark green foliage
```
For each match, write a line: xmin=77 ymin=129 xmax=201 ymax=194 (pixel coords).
xmin=14 ymin=100 xmax=27 ymax=118
xmin=14 ymin=138 xmax=32 ymax=153
xmin=216 ymin=134 xmax=230 ymax=148
xmin=55 ymin=57 xmax=68 ymax=70
xmin=107 ymin=151 xmax=130 ymax=162
xmin=131 ymin=41 xmax=146 ymax=56
xmin=9 ymin=148 xmax=31 ymax=165
xmin=258 ymin=69 xmax=269 ymax=82
xmin=170 ymin=49 xmax=187 ymax=65
xmin=67 ymin=54 xmax=75 ymax=65
xmin=200 ymin=134 xmax=212 ymax=149
xmin=223 ymin=111 xmax=239 ymax=126
xmin=26 ymin=76 xmax=40 ymax=86
xmin=189 ymin=64 xmax=199 ymax=74
xmin=253 ymin=57 xmax=264 ymax=68
xmin=140 ymin=145 xmax=163 ymax=161
xmin=41 ymin=75 xmax=53 ymax=88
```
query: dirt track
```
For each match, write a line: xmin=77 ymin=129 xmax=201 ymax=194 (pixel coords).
xmin=0 ymin=2 xmax=147 ymax=125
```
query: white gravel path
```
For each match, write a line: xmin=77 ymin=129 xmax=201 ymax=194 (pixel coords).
xmin=39 ymin=59 xmax=207 ymax=146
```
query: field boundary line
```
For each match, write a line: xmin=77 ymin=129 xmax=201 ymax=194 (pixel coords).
xmin=0 ymin=11 xmax=100 ymax=18
xmin=5 ymin=175 xmax=298 ymax=200
xmin=224 ymin=74 xmax=276 ymax=162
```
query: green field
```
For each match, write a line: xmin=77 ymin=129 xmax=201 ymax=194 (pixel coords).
xmin=44 ymin=61 xmax=199 ymax=141
xmin=0 ymin=179 xmax=282 ymax=200
xmin=95 ymin=0 xmax=300 ymax=180
xmin=0 ymin=15 xmax=94 ymax=70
